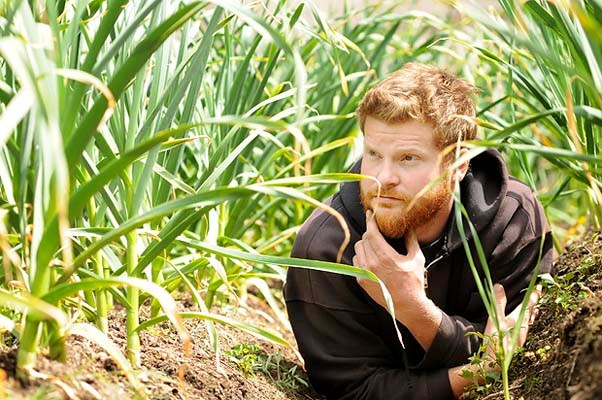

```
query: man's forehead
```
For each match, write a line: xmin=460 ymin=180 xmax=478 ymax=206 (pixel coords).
xmin=363 ymin=120 xmax=438 ymax=150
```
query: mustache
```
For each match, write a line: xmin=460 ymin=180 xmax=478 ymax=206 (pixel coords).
xmin=366 ymin=190 xmax=412 ymax=202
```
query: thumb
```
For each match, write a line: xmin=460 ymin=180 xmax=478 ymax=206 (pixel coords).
xmin=493 ymin=283 xmax=507 ymax=317
xmin=484 ymin=283 xmax=508 ymax=337
xmin=405 ymin=230 xmax=421 ymax=255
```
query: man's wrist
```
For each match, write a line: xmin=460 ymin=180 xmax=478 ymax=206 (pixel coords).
xmin=448 ymin=365 xmax=473 ymax=398
xmin=393 ymin=291 xmax=433 ymax=322
xmin=395 ymin=295 xmax=442 ymax=351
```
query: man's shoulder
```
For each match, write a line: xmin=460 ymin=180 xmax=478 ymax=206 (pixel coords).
xmin=485 ymin=174 xmax=550 ymax=260
xmin=505 ymin=176 xmax=540 ymax=206
xmin=501 ymin=175 xmax=546 ymax=229
xmin=285 ymin=193 xmax=371 ymax=311
xmin=292 ymin=192 xmax=352 ymax=261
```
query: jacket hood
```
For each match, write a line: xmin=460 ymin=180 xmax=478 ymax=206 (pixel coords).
xmin=339 ymin=148 xmax=508 ymax=252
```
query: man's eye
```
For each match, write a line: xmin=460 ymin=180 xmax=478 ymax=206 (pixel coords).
xmin=368 ymin=150 xmax=378 ymax=157
xmin=402 ymin=155 xmax=415 ymax=161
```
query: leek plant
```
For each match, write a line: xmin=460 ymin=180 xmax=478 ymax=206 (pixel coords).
xmin=0 ymin=0 xmax=458 ymax=388
xmin=446 ymin=1 xmax=602 ymax=398
xmin=6 ymin=0 xmax=589 ymax=397
xmin=458 ymin=0 xmax=602 ymax=244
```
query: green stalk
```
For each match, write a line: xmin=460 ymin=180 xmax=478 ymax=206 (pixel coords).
xmin=502 ymin=363 xmax=510 ymax=400
xmin=149 ymin=260 xmax=164 ymax=318
xmin=125 ymin=90 xmax=140 ymax=365
xmin=16 ymin=318 xmax=41 ymax=376
xmin=95 ymin=255 xmax=109 ymax=334
xmin=92 ymin=217 xmax=109 ymax=333
xmin=126 ymin=230 xmax=140 ymax=367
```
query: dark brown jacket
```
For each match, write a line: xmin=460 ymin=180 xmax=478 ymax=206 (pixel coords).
xmin=284 ymin=149 xmax=553 ymax=400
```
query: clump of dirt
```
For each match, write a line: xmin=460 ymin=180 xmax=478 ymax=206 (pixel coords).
xmin=479 ymin=231 xmax=602 ymax=400
xmin=0 ymin=294 xmax=324 ymax=400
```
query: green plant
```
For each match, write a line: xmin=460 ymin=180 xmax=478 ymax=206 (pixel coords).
xmin=535 ymin=344 xmax=552 ymax=360
xmin=460 ymin=331 xmax=503 ymax=399
xmin=227 ymin=343 xmax=308 ymax=392
xmin=539 ymin=272 xmax=591 ymax=313
xmin=227 ymin=343 xmax=262 ymax=378
xmin=455 ymin=0 xmax=602 ymax=247
xmin=256 ymin=351 xmax=309 ymax=393
xmin=2 ymin=0 xmax=437 ymax=390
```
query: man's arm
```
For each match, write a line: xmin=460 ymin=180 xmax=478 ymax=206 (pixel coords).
xmin=285 ymin=288 xmax=454 ymax=400
xmin=354 ymin=210 xmax=553 ymax=369
xmin=448 ymin=284 xmax=540 ymax=398
xmin=353 ymin=212 xmax=442 ymax=351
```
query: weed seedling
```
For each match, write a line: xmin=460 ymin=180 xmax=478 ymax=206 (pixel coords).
xmin=227 ymin=343 xmax=309 ymax=392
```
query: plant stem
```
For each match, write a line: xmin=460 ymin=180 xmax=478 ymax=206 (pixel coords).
xmin=150 ymin=259 xmax=164 ymax=318
xmin=89 ymin=197 xmax=109 ymax=333
xmin=16 ymin=318 xmax=41 ymax=377
xmin=126 ymin=230 xmax=141 ymax=367
xmin=502 ymin=361 xmax=510 ymax=400
xmin=96 ymin=255 xmax=109 ymax=333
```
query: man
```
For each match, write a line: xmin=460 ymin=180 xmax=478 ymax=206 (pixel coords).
xmin=284 ymin=63 xmax=553 ymax=399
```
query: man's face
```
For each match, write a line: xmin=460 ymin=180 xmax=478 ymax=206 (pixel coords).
xmin=359 ymin=117 xmax=453 ymax=239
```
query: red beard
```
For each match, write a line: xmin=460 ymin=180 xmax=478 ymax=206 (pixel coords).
xmin=360 ymin=178 xmax=452 ymax=238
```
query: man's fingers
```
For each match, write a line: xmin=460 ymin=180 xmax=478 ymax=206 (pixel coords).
xmin=364 ymin=210 xmax=396 ymax=257
xmin=508 ymin=285 xmax=542 ymax=323
xmin=528 ymin=285 xmax=542 ymax=308
xmin=493 ymin=283 xmax=507 ymax=317
xmin=353 ymin=240 xmax=366 ymax=267
xmin=405 ymin=230 xmax=421 ymax=256
xmin=516 ymin=305 xmax=531 ymax=346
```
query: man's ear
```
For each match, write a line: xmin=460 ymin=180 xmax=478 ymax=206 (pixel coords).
xmin=453 ymin=147 xmax=470 ymax=183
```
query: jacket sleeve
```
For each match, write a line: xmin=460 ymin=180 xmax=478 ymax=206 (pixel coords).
xmin=416 ymin=192 xmax=554 ymax=369
xmin=486 ymin=189 xmax=554 ymax=312
xmin=285 ymin=282 xmax=454 ymax=400
xmin=285 ymin=207 xmax=456 ymax=400
xmin=412 ymin=312 xmax=486 ymax=370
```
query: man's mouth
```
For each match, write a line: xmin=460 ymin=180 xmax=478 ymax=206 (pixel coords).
xmin=371 ymin=195 xmax=409 ymax=208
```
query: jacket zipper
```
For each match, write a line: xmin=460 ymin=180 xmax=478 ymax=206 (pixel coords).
xmin=424 ymin=254 xmax=444 ymax=296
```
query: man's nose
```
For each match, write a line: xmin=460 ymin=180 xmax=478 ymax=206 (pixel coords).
xmin=376 ymin=163 xmax=400 ymax=187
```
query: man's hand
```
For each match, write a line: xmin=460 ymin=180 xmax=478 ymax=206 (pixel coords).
xmin=352 ymin=210 xmax=442 ymax=350
xmin=483 ymin=283 xmax=540 ymax=367
xmin=352 ymin=210 xmax=427 ymax=315
xmin=448 ymin=283 xmax=541 ymax=398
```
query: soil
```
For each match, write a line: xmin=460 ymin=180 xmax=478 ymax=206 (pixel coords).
xmin=0 ymin=232 xmax=600 ymax=400
xmin=471 ymin=231 xmax=602 ymax=400
xmin=0 ymin=294 xmax=324 ymax=400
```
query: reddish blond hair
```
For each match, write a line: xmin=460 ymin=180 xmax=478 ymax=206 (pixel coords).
xmin=357 ymin=63 xmax=478 ymax=148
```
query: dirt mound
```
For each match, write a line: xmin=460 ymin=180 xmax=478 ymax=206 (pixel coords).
xmin=0 ymin=298 xmax=322 ymax=400
xmin=480 ymin=232 xmax=602 ymax=400
xmin=1 ymin=233 xmax=600 ymax=399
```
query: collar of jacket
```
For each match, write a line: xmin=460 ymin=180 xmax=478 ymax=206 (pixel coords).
xmin=339 ymin=148 xmax=509 ymax=254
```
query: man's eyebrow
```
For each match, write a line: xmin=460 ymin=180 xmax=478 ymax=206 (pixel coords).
xmin=371 ymin=145 xmax=423 ymax=154
xmin=363 ymin=142 xmax=377 ymax=151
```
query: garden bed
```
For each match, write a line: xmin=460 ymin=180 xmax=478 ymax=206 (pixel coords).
xmin=487 ymin=232 xmax=602 ymax=400
xmin=1 ymin=232 xmax=601 ymax=399
xmin=0 ymin=297 xmax=322 ymax=400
